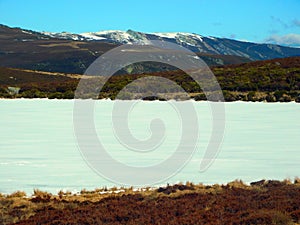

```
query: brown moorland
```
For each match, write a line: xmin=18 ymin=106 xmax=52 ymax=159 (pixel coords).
xmin=1 ymin=179 xmax=300 ymax=224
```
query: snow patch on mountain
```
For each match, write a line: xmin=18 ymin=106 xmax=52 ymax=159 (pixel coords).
xmin=42 ymin=31 xmax=86 ymax=41
xmin=153 ymin=32 xmax=178 ymax=39
xmin=21 ymin=30 xmax=33 ymax=35
xmin=37 ymin=28 xmax=300 ymax=61
xmin=80 ymin=33 xmax=107 ymax=40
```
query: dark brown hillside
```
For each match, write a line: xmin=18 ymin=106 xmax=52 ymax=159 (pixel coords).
xmin=2 ymin=24 xmax=300 ymax=74
xmin=0 ymin=24 xmax=251 ymax=74
xmin=0 ymin=67 xmax=79 ymax=98
xmin=219 ymin=56 xmax=300 ymax=69
xmin=0 ymin=67 xmax=73 ymax=85
xmin=0 ymin=24 xmax=118 ymax=73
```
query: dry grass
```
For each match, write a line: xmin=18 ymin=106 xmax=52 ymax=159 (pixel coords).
xmin=294 ymin=177 xmax=300 ymax=184
xmin=39 ymin=41 xmax=87 ymax=49
xmin=1 ymin=179 xmax=300 ymax=224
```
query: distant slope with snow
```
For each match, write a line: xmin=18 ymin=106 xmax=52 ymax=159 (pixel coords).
xmin=1 ymin=24 xmax=300 ymax=74
xmin=40 ymin=29 xmax=300 ymax=61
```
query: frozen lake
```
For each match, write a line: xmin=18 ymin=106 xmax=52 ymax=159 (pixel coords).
xmin=0 ymin=99 xmax=299 ymax=194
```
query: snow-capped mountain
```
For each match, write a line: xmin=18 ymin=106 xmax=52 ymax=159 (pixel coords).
xmin=1 ymin=24 xmax=300 ymax=74
xmin=42 ymin=29 xmax=300 ymax=61
xmin=42 ymin=31 xmax=88 ymax=41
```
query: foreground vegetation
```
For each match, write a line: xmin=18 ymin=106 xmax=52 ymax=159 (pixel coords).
xmin=1 ymin=179 xmax=300 ymax=224
xmin=1 ymin=57 xmax=300 ymax=102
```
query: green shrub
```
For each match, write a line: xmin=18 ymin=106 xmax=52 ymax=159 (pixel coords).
xmin=193 ymin=93 xmax=206 ymax=101
xmin=247 ymin=91 xmax=257 ymax=101
xmin=266 ymin=93 xmax=276 ymax=102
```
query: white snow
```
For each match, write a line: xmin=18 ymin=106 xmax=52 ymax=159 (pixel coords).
xmin=80 ymin=33 xmax=107 ymax=40
xmin=93 ymin=30 xmax=124 ymax=35
xmin=41 ymin=32 xmax=54 ymax=36
xmin=21 ymin=30 xmax=32 ymax=35
xmin=153 ymin=32 xmax=178 ymax=39
xmin=152 ymin=32 xmax=203 ymax=43
xmin=87 ymin=30 xmax=134 ymax=43
xmin=189 ymin=33 xmax=203 ymax=42
xmin=207 ymin=36 xmax=216 ymax=40
xmin=41 ymin=31 xmax=86 ymax=41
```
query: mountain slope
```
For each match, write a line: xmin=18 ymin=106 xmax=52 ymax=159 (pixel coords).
xmin=1 ymin=56 xmax=300 ymax=102
xmin=0 ymin=24 xmax=118 ymax=73
xmin=45 ymin=29 xmax=300 ymax=61
xmin=1 ymin=24 xmax=300 ymax=74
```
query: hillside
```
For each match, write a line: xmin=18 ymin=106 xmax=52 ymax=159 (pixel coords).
xmin=1 ymin=24 xmax=300 ymax=74
xmin=1 ymin=56 xmax=300 ymax=102
xmin=44 ymin=28 xmax=300 ymax=61
xmin=0 ymin=24 xmax=117 ymax=74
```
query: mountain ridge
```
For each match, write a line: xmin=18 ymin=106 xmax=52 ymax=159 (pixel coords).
xmin=1 ymin=24 xmax=300 ymax=74
xmin=42 ymin=27 xmax=300 ymax=61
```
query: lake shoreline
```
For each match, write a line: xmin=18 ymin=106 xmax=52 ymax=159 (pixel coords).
xmin=2 ymin=179 xmax=300 ymax=224
xmin=0 ymin=96 xmax=299 ymax=103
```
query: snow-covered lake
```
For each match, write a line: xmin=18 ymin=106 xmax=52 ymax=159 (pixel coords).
xmin=1 ymin=99 xmax=299 ymax=194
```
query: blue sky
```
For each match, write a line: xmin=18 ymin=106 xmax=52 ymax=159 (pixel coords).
xmin=1 ymin=0 xmax=300 ymax=46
